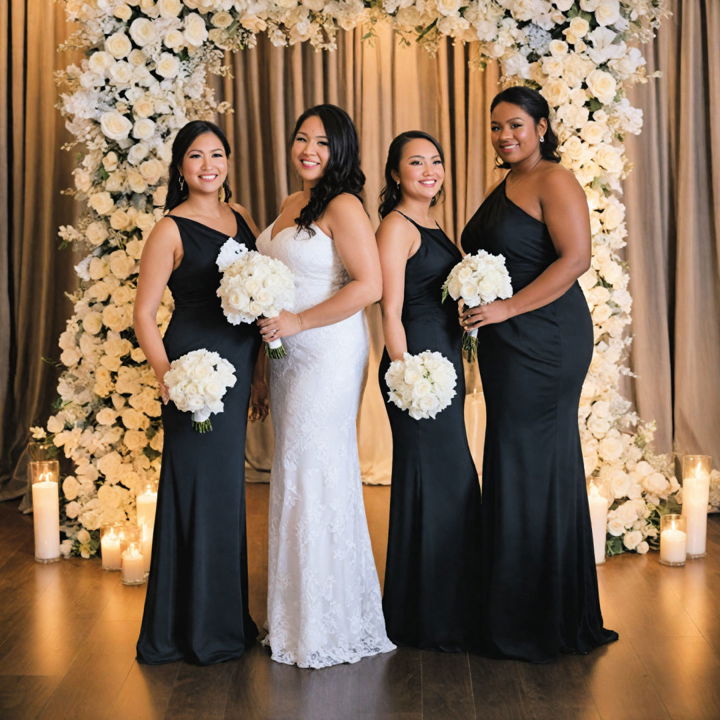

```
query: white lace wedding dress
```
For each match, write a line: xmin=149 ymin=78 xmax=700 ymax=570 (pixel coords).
xmin=256 ymin=220 xmax=395 ymax=669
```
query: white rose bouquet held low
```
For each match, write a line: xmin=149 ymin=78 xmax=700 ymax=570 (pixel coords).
xmin=164 ymin=349 xmax=236 ymax=433
xmin=442 ymin=251 xmax=513 ymax=361
xmin=384 ymin=351 xmax=457 ymax=420
xmin=216 ymin=239 xmax=295 ymax=359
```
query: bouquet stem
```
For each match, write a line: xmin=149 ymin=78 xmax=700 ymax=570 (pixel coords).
xmin=265 ymin=338 xmax=287 ymax=359
xmin=192 ymin=419 xmax=213 ymax=433
xmin=462 ymin=329 xmax=478 ymax=363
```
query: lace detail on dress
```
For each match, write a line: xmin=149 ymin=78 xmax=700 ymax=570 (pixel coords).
xmin=256 ymin=222 xmax=395 ymax=669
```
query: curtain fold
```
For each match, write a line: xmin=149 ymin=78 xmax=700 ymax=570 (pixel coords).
xmin=0 ymin=1 xmax=79 ymax=500
xmin=625 ymin=0 xmax=720 ymax=462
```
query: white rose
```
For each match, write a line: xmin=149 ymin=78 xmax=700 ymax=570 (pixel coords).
xmin=128 ymin=143 xmax=150 ymax=165
xmin=109 ymin=61 xmax=133 ymax=85
xmin=133 ymin=96 xmax=154 ymax=118
xmin=586 ymin=69 xmax=617 ymax=105
xmin=110 ymin=209 xmax=131 ymax=231
xmin=436 ymin=0 xmax=462 ymax=15
xmin=211 ymin=11 xmax=233 ymax=28
xmin=88 ymin=191 xmax=115 ymax=215
xmin=549 ymin=40 xmax=568 ymax=56
xmin=96 ymin=407 xmax=118 ymax=425
xmin=184 ymin=13 xmax=209 ymax=47
xmin=127 ymin=169 xmax=148 ymax=194
xmin=88 ymin=51 xmax=113 ymax=75
xmin=580 ymin=122 xmax=607 ymax=145
xmin=636 ymin=541 xmax=649 ymax=554
xmin=623 ymin=529 xmax=642 ymax=550
xmin=133 ymin=118 xmax=156 ymax=141
xmin=607 ymin=517 xmax=626 ymax=536
xmin=164 ymin=29 xmax=185 ymax=50
xmin=130 ymin=18 xmax=158 ymax=47
xmin=157 ymin=0 xmax=182 ymax=17
xmin=86 ymin=221 xmax=108 ymax=247
xmin=62 ymin=476 xmax=80 ymax=500
xmin=543 ymin=79 xmax=571 ymax=107
xmin=156 ymin=52 xmax=180 ymax=79
xmin=594 ymin=0 xmax=620 ymax=27
xmin=83 ymin=311 xmax=103 ymax=335
xmin=102 ymin=152 xmax=119 ymax=172
xmin=568 ymin=16 xmax=590 ymax=37
xmin=105 ymin=32 xmax=132 ymax=59
xmin=105 ymin=171 xmax=125 ymax=193
xmin=100 ymin=111 xmax=133 ymax=141
xmin=114 ymin=3 xmax=132 ymax=20
xmin=139 ymin=159 xmax=164 ymax=184
xmin=65 ymin=501 xmax=80 ymax=519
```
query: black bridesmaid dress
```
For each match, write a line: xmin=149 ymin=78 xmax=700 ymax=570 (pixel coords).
xmin=461 ymin=178 xmax=617 ymax=662
xmin=379 ymin=212 xmax=482 ymax=652
xmin=137 ymin=209 xmax=260 ymax=665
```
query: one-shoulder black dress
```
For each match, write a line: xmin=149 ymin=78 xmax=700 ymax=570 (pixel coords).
xmin=379 ymin=212 xmax=482 ymax=652
xmin=461 ymin=179 xmax=617 ymax=662
xmin=137 ymin=209 xmax=260 ymax=665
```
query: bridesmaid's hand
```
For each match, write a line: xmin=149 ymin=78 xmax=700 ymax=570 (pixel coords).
xmin=249 ymin=379 xmax=269 ymax=422
xmin=258 ymin=311 xmax=302 ymax=341
xmin=462 ymin=300 xmax=513 ymax=329
xmin=156 ymin=369 xmax=170 ymax=404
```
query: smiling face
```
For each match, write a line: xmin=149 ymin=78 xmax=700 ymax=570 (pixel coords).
xmin=180 ymin=132 xmax=228 ymax=196
xmin=490 ymin=101 xmax=547 ymax=166
xmin=291 ymin=114 xmax=330 ymax=186
xmin=392 ymin=137 xmax=444 ymax=204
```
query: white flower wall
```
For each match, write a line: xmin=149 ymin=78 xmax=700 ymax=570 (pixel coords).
xmin=48 ymin=0 xmax=672 ymax=558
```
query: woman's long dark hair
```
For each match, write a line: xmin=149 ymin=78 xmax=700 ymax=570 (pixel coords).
xmin=165 ymin=120 xmax=232 ymax=212
xmin=490 ymin=86 xmax=561 ymax=169
xmin=378 ymin=130 xmax=445 ymax=219
xmin=291 ymin=104 xmax=365 ymax=233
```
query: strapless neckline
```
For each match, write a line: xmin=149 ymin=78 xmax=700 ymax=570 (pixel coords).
xmin=268 ymin=220 xmax=330 ymax=242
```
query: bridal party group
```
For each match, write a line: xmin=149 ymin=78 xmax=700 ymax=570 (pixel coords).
xmin=132 ymin=85 xmax=617 ymax=669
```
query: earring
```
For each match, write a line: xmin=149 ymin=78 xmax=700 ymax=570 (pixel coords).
xmin=179 ymin=176 xmax=185 ymax=191
xmin=539 ymin=135 xmax=545 ymax=143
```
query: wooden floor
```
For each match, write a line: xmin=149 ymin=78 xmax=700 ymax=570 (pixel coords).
xmin=1 ymin=487 xmax=719 ymax=720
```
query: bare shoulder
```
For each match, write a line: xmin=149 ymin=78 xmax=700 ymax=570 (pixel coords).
xmin=377 ymin=210 xmax=418 ymax=243
xmin=148 ymin=215 xmax=181 ymax=244
xmin=229 ymin=201 xmax=252 ymax=222
xmin=326 ymin=192 xmax=365 ymax=217
xmin=280 ymin=191 xmax=305 ymax=213
xmin=537 ymin=163 xmax=583 ymax=197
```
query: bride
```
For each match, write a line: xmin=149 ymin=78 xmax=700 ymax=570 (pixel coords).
xmin=254 ymin=104 xmax=395 ymax=668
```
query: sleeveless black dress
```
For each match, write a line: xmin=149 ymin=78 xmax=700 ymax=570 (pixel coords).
xmin=461 ymin=179 xmax=617 ymax=662
xmin=137 ymin=209 xmax=260 ymax=665
xmin=379 ymin=212 xmax=482 ymax=652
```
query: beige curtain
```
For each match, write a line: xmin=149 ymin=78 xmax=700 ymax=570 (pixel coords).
xmin=218 ymin=25 xmax=498 ymax=482
xmin=624 ymin=0 xmax=720 ymax=463
xmin=0 ymin=1 xmax=79 ymax=500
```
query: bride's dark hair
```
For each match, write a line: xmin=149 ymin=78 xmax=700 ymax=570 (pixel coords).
xmin=490 ymin=86 xmax=561 ymax=169
xmin=165 ymin=120 xmax=232 ymax=212
xmin=378 ymin=130 xmax=445 ymax=219
xmin=291 ymin=104 xmax=365 ymax=234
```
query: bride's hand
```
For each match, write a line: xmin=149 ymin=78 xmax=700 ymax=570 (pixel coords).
xmin=258 ymin=311 xmax=303 ymax=341
xmin=249 ymin=379 xmax=269 ymax=422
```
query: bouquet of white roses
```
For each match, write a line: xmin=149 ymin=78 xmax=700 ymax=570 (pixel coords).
xmin=164 ymin=349 xmax=236 ymax=433
xmin=216 ymin=239 xmax=295 ymax=359
xmin=442 ymin=250 xmax=513 ymax=361
xmin=384 ymin=350 xmax=457 ymax=420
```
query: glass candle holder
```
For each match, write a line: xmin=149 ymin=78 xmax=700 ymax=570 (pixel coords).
xmin=29 ymin=460 xmax=61 ymax=563
xmin=681 ymin=454 xmax=711 ymax=559
xmin=100 ymin=524 xmax=123 ymax=571
xmin=660 ymin=514 xmax=687 ymax=567
xmin=136 ymin=482 xmax=158 ymax=530
xmin=121 ymin=542 xmax=147 ymax=586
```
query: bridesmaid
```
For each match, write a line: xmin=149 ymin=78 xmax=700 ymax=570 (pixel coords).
xmin=461 ymin=86 xmax=618 ymax=662
xmin=134 ymin=120 xmax=261 ymax=664
xmin=377 ymin=131 xmax=481 ymax=651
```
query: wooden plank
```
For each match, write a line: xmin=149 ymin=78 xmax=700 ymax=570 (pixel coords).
xmin=421 ymin=650 xmax=474 ymax=720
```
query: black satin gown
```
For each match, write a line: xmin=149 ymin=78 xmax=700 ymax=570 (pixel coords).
xmin=379 ymin=212 xmax=482 ymax=652
xmin=461 ymin=179 xmax=617 ymax=662
xmin=137 ymin=209 xmax=260 ymax=665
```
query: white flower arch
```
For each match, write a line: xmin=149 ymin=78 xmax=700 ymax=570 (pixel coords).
xmin=49 ymin=0 xmax=675 ymax=558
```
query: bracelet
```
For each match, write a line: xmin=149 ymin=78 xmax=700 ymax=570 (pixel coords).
xmin=297 ymin=312 xmax=304 ymax=331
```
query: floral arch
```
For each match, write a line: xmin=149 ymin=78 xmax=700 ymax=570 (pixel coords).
xmin=47 ymin=0 xmax=673 ymax=558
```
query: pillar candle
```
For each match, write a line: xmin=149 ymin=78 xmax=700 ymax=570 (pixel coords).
xmin=682 ymin=469 xmax=709 ymax=557
xmin=32 ymin=473 xmax=60 ymax=562
xmin=121 ymin=544 xmax=146 ymax=585
xmin=136 ymin=486 xmax=158 ymax=530
xmin=101 ymin=531 xmax=122 ymax=571
xmin=660 ymin=528 xmax=687 ymax=565
xmin=140 ymin=524 xmax=153 ymax=574
xmin=588 ymin=484 xmax=608 ymax=565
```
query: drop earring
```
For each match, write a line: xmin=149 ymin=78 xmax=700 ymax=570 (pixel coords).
xmin=179 ymin=176 xmax=185 ymax=192
xmin=539 ymin=135 xmax=545 ymax=144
